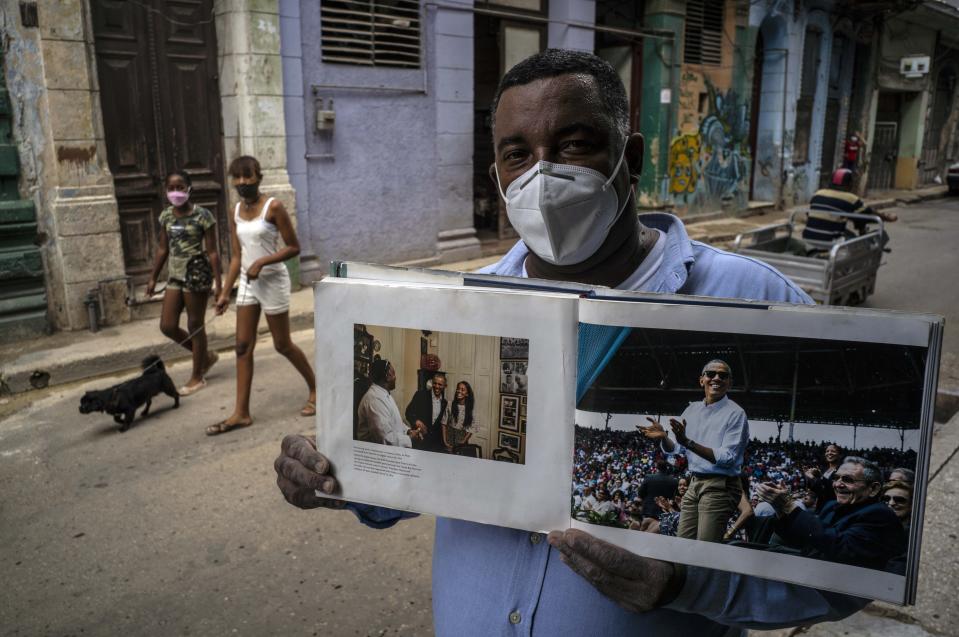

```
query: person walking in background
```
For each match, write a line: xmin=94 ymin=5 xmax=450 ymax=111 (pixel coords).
xmin=443 ymin=380 xmax=476 ymax=452
xmin=146 ymin=170 xmax=221 ymax=395
xmin=209 ymin=155 xmax=316 ymax=435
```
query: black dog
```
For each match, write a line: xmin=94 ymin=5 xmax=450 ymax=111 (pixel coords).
xmin=79 ymin=355 xmax=179 ymax=431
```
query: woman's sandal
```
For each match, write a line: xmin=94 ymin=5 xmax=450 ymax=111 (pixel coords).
xmin=205 ymin=419 xmax=253 ymax=436
xmin=300 ymin=400 xmax=316 ymax=417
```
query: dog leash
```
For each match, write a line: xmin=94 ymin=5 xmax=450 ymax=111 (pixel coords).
xmin=139 ymin=276 xmax=252 ymax=376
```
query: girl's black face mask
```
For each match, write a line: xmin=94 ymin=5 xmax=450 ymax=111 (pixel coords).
xmin=235 ymin=182 xmax=259 ymax=200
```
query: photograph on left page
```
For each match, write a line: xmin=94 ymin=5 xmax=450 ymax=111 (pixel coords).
xmin=353 ymin=324 xmax=528 ymax=464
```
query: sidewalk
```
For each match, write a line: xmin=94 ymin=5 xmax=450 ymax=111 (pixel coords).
xmin=0 ymin=185 xmax=950 ymax=396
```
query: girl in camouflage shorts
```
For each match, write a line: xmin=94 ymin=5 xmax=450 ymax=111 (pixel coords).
xmin=146 ymin=170 xmax=222 ymax=395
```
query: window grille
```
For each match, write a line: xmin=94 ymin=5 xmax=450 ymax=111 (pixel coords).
xmin=320 ymin=0 xmax=422 ymax=68
xmin=684 ymin=0 xmax=723 ymax=66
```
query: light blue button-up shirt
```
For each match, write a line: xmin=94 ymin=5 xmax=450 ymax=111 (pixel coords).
xmin=348 ymin=214 xmax=867 ymax=635
xmin=667 ymin=395 xmax=749 ymax=476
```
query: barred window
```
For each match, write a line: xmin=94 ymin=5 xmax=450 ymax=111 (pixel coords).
xmin=684 ymin=0 xmax=723 ymax=66
xmin=320 ymin=0 xmax=422 ymax=68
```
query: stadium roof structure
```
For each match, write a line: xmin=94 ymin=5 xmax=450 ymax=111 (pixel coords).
xmin=577 ymin=328 xmax=926 ymax=429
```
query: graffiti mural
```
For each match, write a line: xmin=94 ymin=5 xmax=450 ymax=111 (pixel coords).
xmin=668 ymin=134 xmax=701 ymax=194
xmin=667 ymin=80 xmax=751 ymax=212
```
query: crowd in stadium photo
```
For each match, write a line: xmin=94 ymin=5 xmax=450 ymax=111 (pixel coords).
xmin=572 ymin=423 xmax=916 ymax=572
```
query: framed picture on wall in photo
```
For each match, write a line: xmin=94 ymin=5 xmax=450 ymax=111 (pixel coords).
xmin=499 ymin=431 xmax=521 ymax=452
xmin=520 ymin=403 xmax=527 ymax=418
xmin=502 ymin=395 xmax=519 ymax=416
xmin=500 ymin=337 xmax=529 ymax=360
xmin=501 ymin=416 xmax=518 ymax=432
xmin=520 ymin=416 xmax=526 ymax=434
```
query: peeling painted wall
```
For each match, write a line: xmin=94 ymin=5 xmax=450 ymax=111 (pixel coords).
xmin=668 ymin=77 xmax=751 ymax=214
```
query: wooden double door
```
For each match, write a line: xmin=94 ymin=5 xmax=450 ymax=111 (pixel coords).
xmin=92 ymin=0 xmax=228 ymax=283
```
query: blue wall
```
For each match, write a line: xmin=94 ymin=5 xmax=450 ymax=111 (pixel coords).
xmin=286 ymin=0 xmax=448 ymax=269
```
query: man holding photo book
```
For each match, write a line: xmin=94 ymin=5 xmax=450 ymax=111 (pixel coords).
xmin=274 ymin=50 xmax=871 ymax=635
xmin=642 ymin=359 xmax=748 ymax=543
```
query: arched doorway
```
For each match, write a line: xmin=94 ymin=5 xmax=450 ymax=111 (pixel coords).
xmin=748 ymin=31 xmax=764 ymax=198
xmin=750 ymin=15 xmax=788 ymax=204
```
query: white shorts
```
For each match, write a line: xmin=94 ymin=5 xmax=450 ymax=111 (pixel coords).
xmin=236 ymin=268 xmax=290 ymax=315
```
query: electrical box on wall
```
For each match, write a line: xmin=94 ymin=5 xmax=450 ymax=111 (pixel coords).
xmin=314 ymin=97 xmax=335 ymax=132
xmin=900 ymin=56 xmax=930 ymax=79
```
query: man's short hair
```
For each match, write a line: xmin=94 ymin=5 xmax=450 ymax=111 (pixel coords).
xmin=490 ymin=48 xmax=630 ymax=140
xmin=701 ymin=359 xmax=733 ymax=377
xmin=370 ymin=358 xmax=391 ymax=384
xmin=843 ymin=456 xmax=882 ymax=485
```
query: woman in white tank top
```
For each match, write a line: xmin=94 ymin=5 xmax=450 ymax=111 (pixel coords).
xmin=209 ymin=155 xmax=316 ymax=435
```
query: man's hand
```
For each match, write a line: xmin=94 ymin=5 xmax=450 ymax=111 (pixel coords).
xmin=547 ymin=529 xmax=685 ymax=613
xmin=669 ymin=418 xmax=688 ymax=445
xmin=146 ymin=277 xmax=157 ymax=297
xmin=755 ymin=482 xmax=796 ymax=516
xmin=414 ymin=420 xmax=428 ymax=439
xmin=654 ymin=495 xmax=674 ymax=514
xmin=274 ymin=434 xmax=347 ymax=510
xmin=804 ymin=466 xmax=821 ymax=481
xmin=640 ymin=417 xmax=667 ymax=440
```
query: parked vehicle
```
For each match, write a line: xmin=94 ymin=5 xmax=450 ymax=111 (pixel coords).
xmin=731 ymin=211 xmax=885 ymax=306
xmin=947 ymin=162 xmax=959 ymax=194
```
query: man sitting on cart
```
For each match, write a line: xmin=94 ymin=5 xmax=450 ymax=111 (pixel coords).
xmin=802 ymin=168 xmax=897 ymax=251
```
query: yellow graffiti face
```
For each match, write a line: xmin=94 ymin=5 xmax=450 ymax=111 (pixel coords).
xmin=668 ymin=134 xmax=701 ymax=194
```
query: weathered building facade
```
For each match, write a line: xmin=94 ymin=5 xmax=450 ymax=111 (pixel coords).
xmin=1 ymin=0 xmax=297 ymax=339
xmin=4 ymin=0 xmax=957 ymax=338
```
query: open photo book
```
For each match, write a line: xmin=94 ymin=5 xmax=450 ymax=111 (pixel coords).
xmin=314 ymin=263 xmax=943 ymax=605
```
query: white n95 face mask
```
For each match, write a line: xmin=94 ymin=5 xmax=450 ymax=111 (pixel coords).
xmin=495 ymin=146 xmax=629 ymax=266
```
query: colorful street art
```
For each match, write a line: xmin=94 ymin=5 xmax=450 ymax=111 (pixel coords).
xmin=667 ymin=80 xmax=751 ymax=212
xmin=668 ymin=134 xmax=701 ymax=194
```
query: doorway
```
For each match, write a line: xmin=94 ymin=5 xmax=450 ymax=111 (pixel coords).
xmin=748 ymin=31 xmax=764 ymax=198
xmin=472 ymin=10 xmax=546 ymax=241
xmin=818 ymin=36 xmax=846 ymax=188
xmin=868 ymin=92 xmax=901 ymax=192
xmin=91 ymin=0 xmax=227 ymax=283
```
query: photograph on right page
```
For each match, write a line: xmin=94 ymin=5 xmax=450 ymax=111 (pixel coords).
xmin=573 ymin=324 xmax=926 ymax=583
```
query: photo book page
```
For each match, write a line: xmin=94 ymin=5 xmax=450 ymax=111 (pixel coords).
xmin=315 ymin=278 xmax=579 ymax=533
xmin=315 ymin=267 xmax=943 ymax=604
xmin=572 ymin=297 xmax=941 ymax=604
